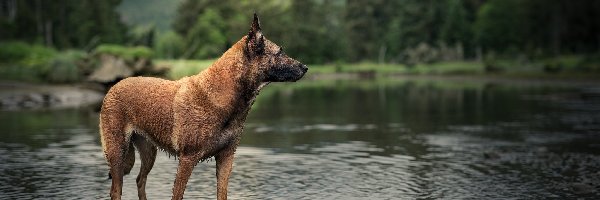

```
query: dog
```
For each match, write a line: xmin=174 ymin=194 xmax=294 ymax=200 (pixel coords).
xmin=99 ymin=13 xmax=307 ymax=200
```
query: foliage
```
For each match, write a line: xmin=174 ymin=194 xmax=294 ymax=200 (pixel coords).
xmin=116 ymin=0 xmax=185 ymax=32
xmin=128 ymin=24 xmax=155 ymax=47
xmin=0 ymin=41 xmax=34 ymax=62
xmin=159 ymin=59 xmax=215 ymax=80
xmin=155 ymin=31 xmax=185 ymax=59
xmin=440 ymin=0 xmax=472 ymax=55
xmin=183 ymin=9 xmax=227 ymax=59
xmin=0 ymin=42 xmax=88 ymax=83
xmin=168 ymin=0 xmax=600 ymax=65
xmin=0 ymin=41 xmax=57 ymax=70
xmin=46 ymin=50 xmax=87 ymax=83
xmin=1 ymin=0 xmax=599 ymax=77
xmin=94 ymin=44 xmax=154 ymax=60
xmin=474 ymin=0 xmax=524 ymax=53
xmin=0 ymin=0 xmax=126 ymax=49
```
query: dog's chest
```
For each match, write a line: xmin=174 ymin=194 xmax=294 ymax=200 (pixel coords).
xmin=220 ymin=123 xmax=242 ymax=143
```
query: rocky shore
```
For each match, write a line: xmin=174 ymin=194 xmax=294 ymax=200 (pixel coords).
xmin=0 ymin=82 xmax=104 ymax=110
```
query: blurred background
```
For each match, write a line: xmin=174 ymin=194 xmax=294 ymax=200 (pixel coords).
xmin=1 ymin=0 xmax=600 ymax=199
xmin=1 ymin=0 xmax=600 ymax=82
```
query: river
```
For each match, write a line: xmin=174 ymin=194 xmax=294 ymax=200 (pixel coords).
xmin=1 ymin=78 xmax=599 ymax=199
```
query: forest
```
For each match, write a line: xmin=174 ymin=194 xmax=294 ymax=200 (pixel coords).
xmin=1 ymin=0 xmax=599 ymax=82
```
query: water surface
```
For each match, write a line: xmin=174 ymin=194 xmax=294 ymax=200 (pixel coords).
xmin=1 ymin=78 xmax=599 ymax=199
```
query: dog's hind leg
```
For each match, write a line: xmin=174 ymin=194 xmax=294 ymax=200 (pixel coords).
xmin=100 ymin=113 xmax=130 ymax=200
xmin=133 ymin=135 xmax=157 ymax=200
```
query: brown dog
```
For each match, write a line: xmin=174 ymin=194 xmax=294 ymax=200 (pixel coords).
xmin=99 ymin=14 xmax=307 ymax=200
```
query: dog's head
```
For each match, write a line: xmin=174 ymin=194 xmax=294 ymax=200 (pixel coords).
xmin=244 ymin=14 xmax=308 ymax=82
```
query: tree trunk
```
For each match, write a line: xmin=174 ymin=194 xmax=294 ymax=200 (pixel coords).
xmin=8 ymin=0 xmax=17 ymax=22
xmin=45 ymin=20 xmax=53 ymax=47
xmin=378 ymin=45 xmax=387 ymax=64
xmin=36 ymin=0 xmax=43 ymax=40
xmin=551 ymin=2 xmax=561 ymax=56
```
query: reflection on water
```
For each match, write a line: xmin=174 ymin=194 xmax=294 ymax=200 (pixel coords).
xmin=1 ymin=79 xmax=599 ymax=199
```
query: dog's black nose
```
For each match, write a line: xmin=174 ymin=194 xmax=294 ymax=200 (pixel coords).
xmin=301 ymin=65 xmax=308 ymax=73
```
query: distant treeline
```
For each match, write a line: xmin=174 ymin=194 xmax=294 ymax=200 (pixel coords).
xmin=0 ymin=0 xmax=126 ymax=50
xmin=1 ymin=0 xmax=599 ymax=64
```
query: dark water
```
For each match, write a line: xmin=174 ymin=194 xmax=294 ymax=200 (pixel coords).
xmin=1 ymin=78 xmax=599 ymax=199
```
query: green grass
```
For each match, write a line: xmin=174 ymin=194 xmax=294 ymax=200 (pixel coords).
xmin=158 ymin=58 xmax=600 ymax=82
xmin=157 ymin=59 xmax=215 ymax=80
xmin=310 ymin=61 xmax=484 ymax=76
xmin=94 ymin=44 xmax=154 ymax=60
xmin=414 ymin=61 xmax=484 ymax=74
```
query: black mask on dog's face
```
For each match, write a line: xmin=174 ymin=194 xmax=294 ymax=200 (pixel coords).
xmin=245 ymin=13 xmax=308 ymax=82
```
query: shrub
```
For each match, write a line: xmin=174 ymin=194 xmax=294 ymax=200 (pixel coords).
xmin=45 ymin=50 xmax=87 ymax=83
xmin=0 ymin=41 xmax=57 ymax=68
xmin=162 ymin=59 xmax=214 ymax=80
xmin=20 ymin=44 xmax=57 ymax=69
xmin=581 ymin=54 xmax=600 ymax=72
xmin=184 ymin=9 xmax=227 ymax=59
xmin=0 ymin=41 xmax=31 ymax=62
xmin=129 ymin=46 xmax=154 ymax=59
xmin=155 ymin=31 xmax=184 ymax=59
xmin=94 ymin=44 xmax=153 ymax=60
xmin=0 ymin=41 xmax=57 ymax=82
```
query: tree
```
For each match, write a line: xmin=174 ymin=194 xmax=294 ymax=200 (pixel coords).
xmin=155 ymin=31 xmax=184 ymax=59
xmin=285 ymin=0 xmax=347 ymax=63
xmin=380 ymin=0 xmax=447 ymax=62
xmin=345 ymin=0 xmax=390 ymax=61
xmin=183 ymin=9 xmax=227 ymax=59
xmin=0 ymin=0 xmax=127 ymax=49
xmin=441 ymin=0 xmax=471 ymax=48
xmin=474 ymin=0 xmax=525 ymax=54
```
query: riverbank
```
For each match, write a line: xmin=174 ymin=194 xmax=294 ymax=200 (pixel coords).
xmin=0 ymin=82 xmax=104 ymax=110
xmin=158 ymin=59 xmax=600 ymax=82
xmin=309 ymin=60 xmax=600 ymax=81
xmin=2 ymin=59 xmax=599 ymax=111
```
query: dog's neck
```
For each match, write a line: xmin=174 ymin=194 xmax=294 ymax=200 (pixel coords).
xmin=189 ymin=38 xmax=266 ymax=111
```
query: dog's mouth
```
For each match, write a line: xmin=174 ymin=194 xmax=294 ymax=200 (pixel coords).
xmin=292 ymin=70 xmax=307 ymax=82
xmin=266 ymin=64 xmax=308 ymax=82
xmin=290 ymin=64 xmax=308 ymax=82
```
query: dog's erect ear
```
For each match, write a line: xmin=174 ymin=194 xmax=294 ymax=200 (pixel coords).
xmin=246 ymin=13 xmax=264 ymax=56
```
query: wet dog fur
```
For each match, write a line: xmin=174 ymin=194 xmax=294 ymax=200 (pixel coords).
xmin=99 ymin=14 xmax=307 ymax=200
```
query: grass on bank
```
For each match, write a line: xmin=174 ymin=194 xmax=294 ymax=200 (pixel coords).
xmin=2 ymin=40 xmax=598 ymax=83
xmin=158 ymin=57 xmax=599 ymax=81
xmin=156 ymin=59 xmax=215 ymax=80
xmin=159 ymin=59 xmax=485 ymax=78
xmin=309 ymin=61 xmax=484 ymax=75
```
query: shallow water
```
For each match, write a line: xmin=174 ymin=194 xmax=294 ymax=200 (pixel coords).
xmin=1 ymin=78 xmax=599 ymax=199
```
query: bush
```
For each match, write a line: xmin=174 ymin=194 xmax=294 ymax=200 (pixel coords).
xmin=0 ymin=41 xmax=57 ymax=68
xmin=161 ymin=59 xmax=214 ymax=80
xmin=94 ymin=44 xmax=154 ymax=60
xmin=0 ymin=41 xmax=57 ymax=82
xmin=581 ymin=54 xmax=600 ymax=72
xmin=155 ymin=31 xmax=184 ymax=59
xmin=20 ymin=45 xmax=58 ymax=69
xmin=0 ymin=42 xmax=90 ymax=83
xmin=45 ymin=50 xmax=87 ymax=83
xmin=0 ymin=41 xmax=31 ymax=62
xmin=184 ymin=9 xmax=227 ymax=59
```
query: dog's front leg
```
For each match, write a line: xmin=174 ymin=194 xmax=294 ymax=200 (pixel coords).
xmin=172 ymin=155 xmax=199 ymax=200
xmin=216 ymin=145 xmax=237 ymax=200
